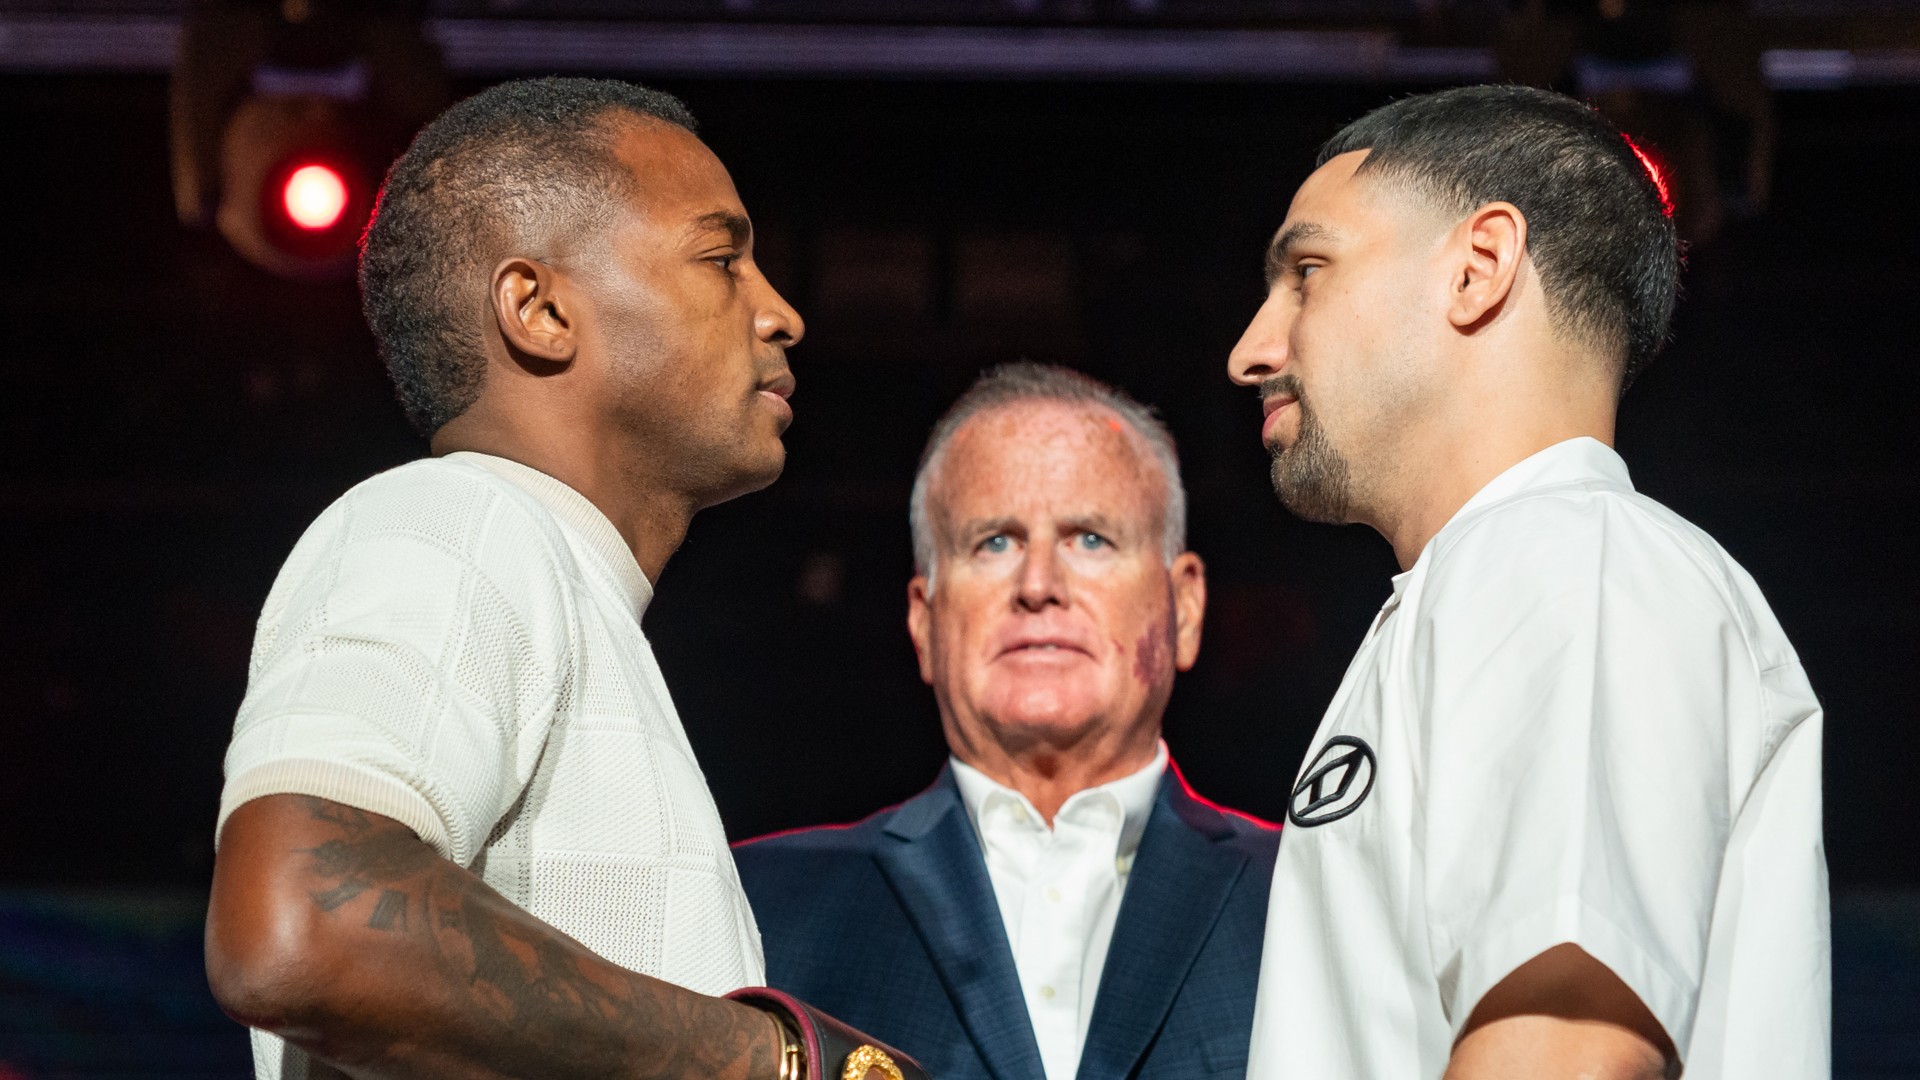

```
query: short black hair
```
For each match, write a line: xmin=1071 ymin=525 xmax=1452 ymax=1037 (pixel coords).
xmin=1320 ymin=84 xmax=1681 ymax=387
xmin=360 ymin=77 xmax=698 ymax=435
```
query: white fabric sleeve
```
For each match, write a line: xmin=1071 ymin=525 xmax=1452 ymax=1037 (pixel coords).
xmin=1413 ymin=493 xmax=1757 ymax=1054
xmin=216 ymin=474 xmax=576 ymax=866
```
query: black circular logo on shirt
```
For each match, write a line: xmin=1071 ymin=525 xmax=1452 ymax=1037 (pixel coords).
xmin=1288 ymin=735 xmax=1376 ymax=827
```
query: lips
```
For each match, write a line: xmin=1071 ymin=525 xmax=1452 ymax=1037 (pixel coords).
xmin=758 ymin=368 xmax=796 ymax=401
xmin=756 ymin=368 xmax=796 ymax=427
xmin=1261 ymin=391 xmax=1298 ymax=419
xmin=995 ymin=636 xmax=1093 ymax=660
xmin=1260 ymin=393 xmax=1299 ymax=444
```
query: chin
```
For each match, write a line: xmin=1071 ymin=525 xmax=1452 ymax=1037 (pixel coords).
xmin=739 ymin=443 xmax=786 ymax=493
xmin=704 ymin=442 xmax=786 ymax=506
xmin=988 ymin=692 xmax=1103 ymax=740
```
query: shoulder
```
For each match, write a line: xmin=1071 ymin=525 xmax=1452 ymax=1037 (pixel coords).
xmin=1422 ymin=480 xmax=1752 ymax=636
xmin=1218 ymin=809 xmax=1285 ymax=855
xmin=732 ymin=779 xmax=957 ymax=879
xmin=1166 ymin=774 xmax=1284 ymax=860
xmin=260 ymin=458 xmax=584 ymax=641
xmin=736 ymin=773 xmax=960 ymax=859
xmin=731 ymin=806 xmax=904 ymax=914
xmin=1214 ymin=811 xmax=1284 ymax=872
xmin=733 ymin=776 xmax=936 ymax=853
xmin=310 ymin=457 xmax=585 ymax=597
xmin=732 ymin=796 xmax=915 ymax=882
xmin=734 ymin=812 xmax=892 ymax=858
xmin=333 ymin=458 xmax=571 ymax=557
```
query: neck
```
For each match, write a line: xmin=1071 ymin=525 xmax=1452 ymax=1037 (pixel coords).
xmin=432 ymin=412 xmax=696 ymax=584
xmin=949 ymin=719 xmax=1162 ymax=825
xmin=1368 ymin=371 xmax=1616 ymax=570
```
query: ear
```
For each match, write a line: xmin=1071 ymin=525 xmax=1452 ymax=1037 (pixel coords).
xmin=1447 ymin=202 xmax=1528 ymax=333
xmin=491 ymin=256 xmax=578 ymax=365
xmin=1169 ymin=551 xmax=1207 ymax=672
xmin=907 ymin=575 xmax=936 ymax=686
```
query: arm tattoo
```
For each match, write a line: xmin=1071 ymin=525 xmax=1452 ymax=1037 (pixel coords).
xmin=301 ymin=800 xmax=437 ymax=917
xmin=290 ymin=797 xmax=776 ymax=1080
xmin=366 ymin=890 xmax=409 ymax=932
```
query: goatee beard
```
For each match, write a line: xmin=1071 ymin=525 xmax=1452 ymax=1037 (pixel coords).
xmin=1265 ymin=384 xmax=1353 ymax=524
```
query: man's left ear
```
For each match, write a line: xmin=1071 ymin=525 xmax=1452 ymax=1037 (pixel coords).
xmin=1171 ymin=551 xmax=1207 ymax=672
xmin=906 ymin=575 xmax=936 ymax=686
xmin=1447 ymin=201 xmax=1528 ymax=332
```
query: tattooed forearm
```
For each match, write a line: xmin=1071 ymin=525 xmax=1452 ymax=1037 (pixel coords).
xmin=269 ymin=794 xmax=778 ymax=1080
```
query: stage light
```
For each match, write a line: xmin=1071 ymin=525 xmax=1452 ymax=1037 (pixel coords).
xmin=205 ymin=96 xmax=379 ymax=279
xmin=283 ymin=164 xmax=348 ymax=231
xmin=170 ymin=0 xmax=448 ymax=281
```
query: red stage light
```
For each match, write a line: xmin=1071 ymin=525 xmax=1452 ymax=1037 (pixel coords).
xmin=282 ymin=164 xmax=348 ymax=231
xmin=1623 ymin=136 xmax=1674 ymax=218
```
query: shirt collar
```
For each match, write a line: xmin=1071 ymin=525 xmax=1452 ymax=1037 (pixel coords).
xmin=951 ymin=740 xmax=1168 ymax=856
xmin=1452 ymin=436 xmax=1632 ymax=521
xmin=1408 ymin=436 xmax=1633 ymax=576
xmin=1379 ymin=438 xmax=1629 ymax=613
xmin=444 ymin=451 xmax=654 ymax=617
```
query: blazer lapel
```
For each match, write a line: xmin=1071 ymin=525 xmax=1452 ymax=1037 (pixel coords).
xmin=874 ymin=769 xmax=1047 ymax=1080
xmin=1075 ymin=769 xmax=1251 ymax=1080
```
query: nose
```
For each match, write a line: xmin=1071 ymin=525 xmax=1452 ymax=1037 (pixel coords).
xmin=1014 ymin=537 xmax=1069 ymax=612
xmin=1227 ymin=290 xmax=1292 ymax=387
xmin=754 ymin=272 xmax=805 ymax=347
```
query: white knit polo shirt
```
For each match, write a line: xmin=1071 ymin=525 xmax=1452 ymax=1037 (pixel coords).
xmin=217 ymin=452 xmax=764 ymax=1080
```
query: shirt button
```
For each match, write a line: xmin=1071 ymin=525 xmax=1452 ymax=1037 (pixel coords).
xmin=1039 ymin=985 xmax=1056 ymax=1000
xmin=1012 ymin=806 xmax=1029 ymax=823
xmin=1045 ymin=886 xmax=1062 ymax=903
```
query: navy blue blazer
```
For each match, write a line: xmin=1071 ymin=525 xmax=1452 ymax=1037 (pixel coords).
xmin=733 ymin=762 xmax=1281 ymax=1080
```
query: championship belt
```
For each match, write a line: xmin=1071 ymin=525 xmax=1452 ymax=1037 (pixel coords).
xmin=726 ymin=986 xmax=930 ymax=1080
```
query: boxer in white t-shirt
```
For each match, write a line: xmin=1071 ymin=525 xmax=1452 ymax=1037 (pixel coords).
xmin=205 ymin=78 xmax=910 ymax=1080
xmin=1228 ymin=85 xmax=1828 ymax=1080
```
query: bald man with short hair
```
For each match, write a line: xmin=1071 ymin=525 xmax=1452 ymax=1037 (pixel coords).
xmin=737 ymin=364 xmax=1281 ymax=1080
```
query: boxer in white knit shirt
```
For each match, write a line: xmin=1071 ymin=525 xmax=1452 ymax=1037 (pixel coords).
xmin=205 ymin=78 xmax=901 ymax=1080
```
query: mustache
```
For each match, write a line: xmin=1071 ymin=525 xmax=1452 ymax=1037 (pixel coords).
xmin=1259 ymin=373 xmax=1304 ymax=402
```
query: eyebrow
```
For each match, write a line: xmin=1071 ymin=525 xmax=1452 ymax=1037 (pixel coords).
xmin=688 ymin=210 xmax=752 ymax=248
xmin=1060 ymin=512 xmax=1127 ymax=539
xmin=950 ymin=513 xmax=1131 ymax=545
xmin=1264 ymin=221 xmax=1333 ymax=286
xmin=952 ymin=516 xmax=1018 ymax=546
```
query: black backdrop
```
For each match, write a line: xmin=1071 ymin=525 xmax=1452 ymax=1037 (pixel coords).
xmin=3 ymin=73 xmax=1915 ymax=891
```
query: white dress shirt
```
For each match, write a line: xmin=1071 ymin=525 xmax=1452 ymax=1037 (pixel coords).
xmin=951 ymin=742 xmax=1168 ymax=1080
xmin=1246 ymin=438 xmax=1828 ymax=1080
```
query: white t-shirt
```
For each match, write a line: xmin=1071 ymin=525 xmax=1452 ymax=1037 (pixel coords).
xmin=951 ymin=743 xmax=1167 ymax=1080
xmin=1246 ymin=437 xmax=1828 ymax=1080
xmin=217 ymin=452 xmax=764 ymax=1080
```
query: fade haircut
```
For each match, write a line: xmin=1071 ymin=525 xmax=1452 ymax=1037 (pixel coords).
xmin=909 ymin=363 xmax=1187 ymax=582
xmin=1320 ymin=84 xmax=1681 ymax=387
xmin=360 ymin=77 xmax=698 ymax=435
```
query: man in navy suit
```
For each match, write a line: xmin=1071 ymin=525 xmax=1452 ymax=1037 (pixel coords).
xmin=735 ymin=363 xmax=1281 ymax=1080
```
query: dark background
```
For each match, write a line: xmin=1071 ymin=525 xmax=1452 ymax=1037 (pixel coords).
xmin=6 ymin=73 xmax=1916 ymax=887
xmin=1 ymin=5 xmax=1918 ymax=1074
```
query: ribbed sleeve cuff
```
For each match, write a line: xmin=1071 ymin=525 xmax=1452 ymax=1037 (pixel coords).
xmin=216 ymin=758 xmax=455 ymax=860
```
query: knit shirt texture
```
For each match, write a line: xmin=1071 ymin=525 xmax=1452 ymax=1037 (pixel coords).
xmin=218 ymin=451 xmax=763 ymax=1080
